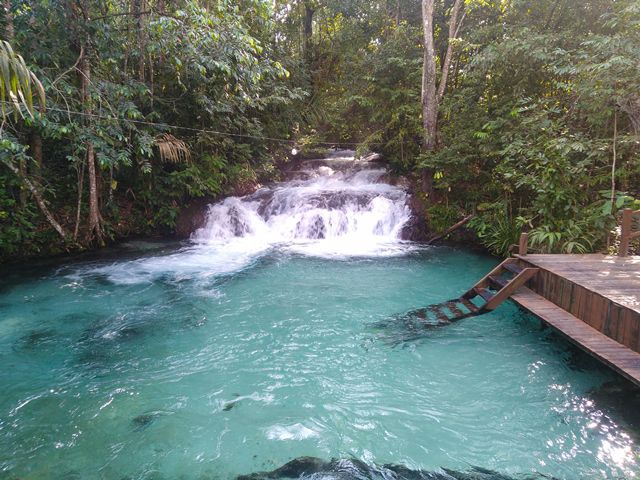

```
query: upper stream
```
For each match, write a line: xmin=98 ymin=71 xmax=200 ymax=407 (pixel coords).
xmin=0 ymin=152 xmax=638 ymax=479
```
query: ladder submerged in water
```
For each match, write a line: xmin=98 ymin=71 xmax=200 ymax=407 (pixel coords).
xmin=402 ymin=258 xmax=539 ymax=326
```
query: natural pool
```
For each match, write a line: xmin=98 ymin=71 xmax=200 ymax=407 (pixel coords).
xmin=1 ymin=245 xmax=638 ymax=480
xmin=1 ymin=154 xmax=639 ymax=479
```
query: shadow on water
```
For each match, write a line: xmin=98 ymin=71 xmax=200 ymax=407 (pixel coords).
xmin=131 ymin=410 xmax=172 ymax=431
xmin=12 ymin=328 xmax=58 ymax=352
xmin=237 ymin=457 xmax=557 ymax=480
xmin=588 ymin=378 xmax=640 ymax=433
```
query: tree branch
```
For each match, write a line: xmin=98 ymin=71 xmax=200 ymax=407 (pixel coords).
xmin=4 ymin=161 xmax=68 ymax=239
xmin=437 ymin=0 xmax=465 ymax=105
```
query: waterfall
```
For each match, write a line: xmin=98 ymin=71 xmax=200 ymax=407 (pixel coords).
xmin=192 ymin=151 xmax=412 ymax=258
xmin=71 ymin=151 xmax=415 ymax=285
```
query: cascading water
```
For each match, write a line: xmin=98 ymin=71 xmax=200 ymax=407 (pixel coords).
xmin=192 ymin=150 xmax=414 ymax=258
xmin=73 ymin=151 xmax=415 ymax=285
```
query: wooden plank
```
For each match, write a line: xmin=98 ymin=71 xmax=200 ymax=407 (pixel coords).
xmin=475 ymin=287 xmax=494 ymax=302
xmin=503 ymin=262 xmax=523 ymax=274
xmin=460 ymin=298 xmax=479 ymax=314
xmin=464 ymin=258 xmax=520 ymax=298
xmin=511 ymin=288 xmax=640 ymax=387
xmin=431 ymin=307 xmax=450 ymax=323
xmin=620 ymin=208 xmax=633 ymax=257
xmin=586 ymin=292 xmax=608 ymax=333
xmin=516 ymin=254 xmax=639 ymax=315
xmin=489 ymin=275 xmax=508 ymax=288
xmin=483 ymin=267 xmax=538 ymax=311
xmin=446 ymin=302 xmax=464 ymax=318
xmin=519 ymin=232 xmax=529 ymax=256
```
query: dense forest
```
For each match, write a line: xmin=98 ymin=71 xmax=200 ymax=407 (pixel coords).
xmin=1 ymin=0 xmax=639 ymax=261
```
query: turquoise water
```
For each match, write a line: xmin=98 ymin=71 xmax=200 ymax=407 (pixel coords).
xmin=0 ymin=244 xmax=638 ymax=479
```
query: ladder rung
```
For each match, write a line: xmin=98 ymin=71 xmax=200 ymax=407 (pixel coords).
xmin=460 ymin=298 xmax=479 ymax=313
xmin=503 ymin=262 xmax=523 ymax=274
xmin=429 ymin=306 xmax=450 ymax=323
xmin=488 ymin=275 xmax=508 ymax=288
xmin=475 ymin=287 xmax=494 ymax=302
xmin=446 ymin=302 xmax=464 ymax=318
xmin=413 ymin=309 xmax=427 ymax=320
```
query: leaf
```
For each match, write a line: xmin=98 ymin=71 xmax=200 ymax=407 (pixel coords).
xmin=155 ymin=134 xmax=191 ymax=164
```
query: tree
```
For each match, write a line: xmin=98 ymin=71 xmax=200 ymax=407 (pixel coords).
xmin=421 ymin=0 xmax=465 ymax=151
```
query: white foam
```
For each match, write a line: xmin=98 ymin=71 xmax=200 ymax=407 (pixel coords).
xmin=70 ymin=153 xmax=415 ymax=284
xmin=266 ymin=423 xmax=320 ymax=441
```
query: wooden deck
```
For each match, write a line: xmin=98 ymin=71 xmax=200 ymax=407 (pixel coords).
xmin=510 ymin=253 xmax=640 ymax=385
xmin=511 ymin=287 xmax=640 ymax=385
xmin=515 ymin=254 xmax=640 ymax=313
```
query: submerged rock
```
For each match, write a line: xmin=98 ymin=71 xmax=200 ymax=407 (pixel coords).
xmin=14 ymin=328 xmax=56 ymax=351
xmin=223 ymin=399 xmax=240 ymax=411
xmin=132 ymin=412 xmax=162 ymax=430
xmin=237 ymin=457 xmax=555 ymax=480
xmin=588 ymin=379 xmax=640 ymax=432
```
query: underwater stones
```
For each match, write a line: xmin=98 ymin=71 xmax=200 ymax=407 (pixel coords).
xmin=237 ymin=456 xmax=327 ymax=479
xmin=132 ymin=412 xmax=162 ymax=430
xmin=371 ymin=308 xmax=451 ymax=346
xmin=223 ymin=393 xmax=243 ymax=411
xmin=223 ymin=399 xmax=239 ymax=411
xmin=589 ymin=379 xmax=640 ymax=431
xmin=14 ymin=328 xmax=56 ymax=351
xmin=236 ymin=457 xmax=556 ymax=480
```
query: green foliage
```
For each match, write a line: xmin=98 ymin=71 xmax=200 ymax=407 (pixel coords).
xmin=1 ymin=0 xmax=305 ymax=260
xmin=469 ymin=204 xmax=528 ymax=257
xmin=0 ymin=39 xmax=45 ymax=118
xmin=2 ymin=0 xmax=640 ymax=261
xmin=427 ymin=205 xmax=462 ymax=234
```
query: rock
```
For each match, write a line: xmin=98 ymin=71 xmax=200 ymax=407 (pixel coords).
xmin=132 ymin=412 xmax=162 ymax=430
xmin=236 ymin=457 xmax=552 ymax=480
xmin=223 ymin=399 xmax=239 ymax=411
xmin=174 ymin=197 xmax=213 ymax=239
xmin=401 ymin=194 xmax=430 ymax=241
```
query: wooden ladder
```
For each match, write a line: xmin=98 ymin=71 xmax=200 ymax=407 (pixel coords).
xmin=399 ymin=258 xmax=539 ymax=326
xmin=461 ymin=258 xmax=539 ymax=314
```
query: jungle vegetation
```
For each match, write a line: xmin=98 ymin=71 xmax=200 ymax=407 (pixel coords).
xmin=0 ymin=0 xmax=639 ymax=261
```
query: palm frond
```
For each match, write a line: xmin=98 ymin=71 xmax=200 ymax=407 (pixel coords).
xmin=155 ymin=133 xmax=191 ymax=164
xmin=0 ymin=40 xmax=45 ymax=119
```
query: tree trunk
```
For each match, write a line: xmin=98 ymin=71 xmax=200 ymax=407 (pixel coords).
xmin=30 ymin=131 xmax=43 ymax=171
xmin=79 ymin=8 xmax=104 ymax=245
xmin=303 ymin=2 xmax=314 ymax=64
xmin=421 ymin=0 xmax=437 ymax=151
xmin=133 ymin=0 xmax=146 ymax=81
xmin=437 ymin=0 xmax=465 ymax=104
xmin=3 ymin=0 xmax=14 ymax=40
xmin=4 ymin=161 xmax=67 ymax=240
xmin=73 ymin=160 xmax=85 ymax=241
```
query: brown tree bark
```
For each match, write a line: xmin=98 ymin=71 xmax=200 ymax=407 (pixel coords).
xmin=303 ymin=2 xmax=314 ymax=63
xmin=437 ymin=0 xmax=465 ymax=104
xmin=30 ymin=132 xmax=43 ymax=171
xmin=133 ymin=0 xmax=146 ymax=81
xmin=4 ymin=161 xmax=67 ymax=240
xmin=79 ymin=1 xmax=104 ymax=245
xmin=3 ymin=0 xmax=14 ymax=40
xmin=421 ymin=0 xmax=437 ymax=152
xmin=422 ymin=0 xmax=466 ymax=150
xmin=421 ymin=0 xmax=466 ymax=198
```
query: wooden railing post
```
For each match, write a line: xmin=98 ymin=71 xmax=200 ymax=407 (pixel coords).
xmin=620 ymin=208 xmax=632 ymax=257
xmin=519 ymin=232 xmax=528 ymax=256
